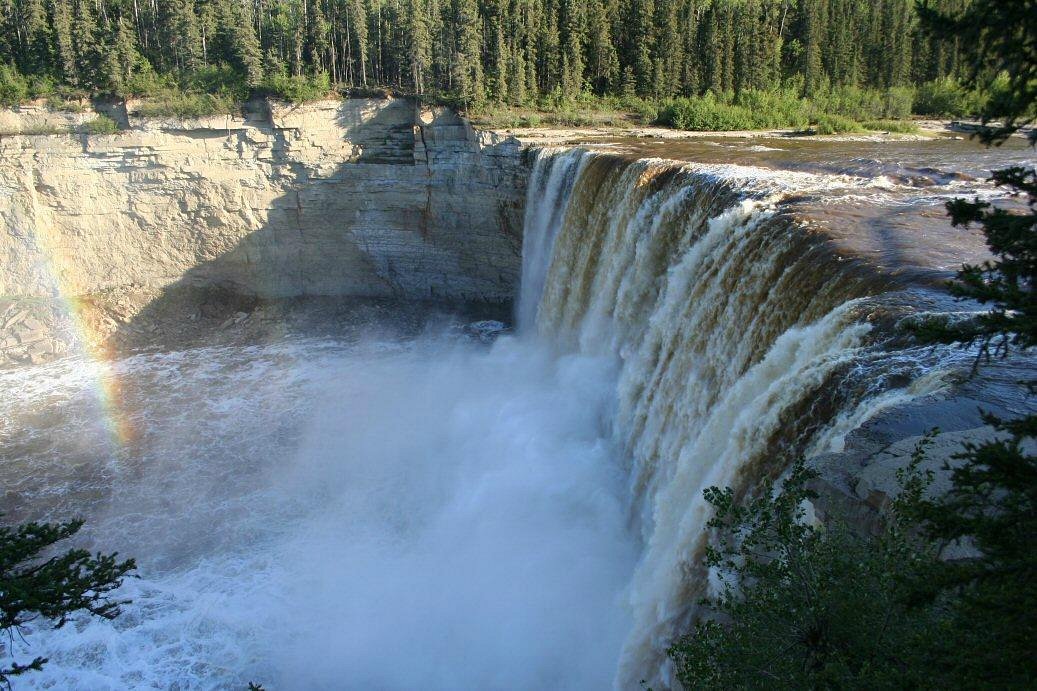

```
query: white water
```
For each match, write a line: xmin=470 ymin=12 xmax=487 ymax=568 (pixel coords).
xmin=520 ymin=148 xmax=966 ymax=687
xmin=1 ymin=334 xmax=637 ymax=689
xmin=2 ymin=146 xmax=969 ymax=689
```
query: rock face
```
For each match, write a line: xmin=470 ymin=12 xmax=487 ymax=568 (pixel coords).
xmin=805 ymin=355 xmax=1037 ymax=537
xmin=0 ymin=98 xmax=527 ymax=365
xmin=0 ymin=98 xmax=525 ymax=303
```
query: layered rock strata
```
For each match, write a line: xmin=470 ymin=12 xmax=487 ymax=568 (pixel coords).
xmin=0 ymin=98 xmax=526 ymax=365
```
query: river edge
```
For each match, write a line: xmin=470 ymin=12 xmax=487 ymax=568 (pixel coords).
xmin=484 ymin=118 xmax=1035 ymax=145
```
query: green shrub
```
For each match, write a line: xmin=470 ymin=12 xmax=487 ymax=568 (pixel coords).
xmin=262 ymin=72 xmax=331 ymax=103
xmin=619 ymin=96 xmax=659 ymax=124
xmin=181 ymin=64 xmax=248 ymax=100
xmin=134 ymin=91 xmax=238 ymax=118
xmin=520 ymin=113 xmax=542 ymax=127
xmin=811 ymin=84 xmax=913 ymax=120
xmin=669 ymin=458 xmax=945 ymax=689
xmin=658 ymin=94 xmax=753 ymax=131
xmin=735 ymin=88 xmax=811 ymax=128
xmin=544 ymin=109 xmax=595 ymax=127
xmin=81 ymin=114 xmax=120 ymax=135
xmin=884 ymin=86 xmax=915 ymax=119
xmin=0 ymin=64 xmax=30 ymax=107
xmin=914 ymin=77 xmax=981 ymax=117
xmin=123 ymin=69 xmax=173 ymax=98
xmin=813 ymin=113 xmax=865 ymax=134
xmin=862 ymin=119 xmax=919 ymax=133
xmin=44 ymin=94 xmax=88 ymax=112
xmin=659 ymin=90 xmax=810 ymax=131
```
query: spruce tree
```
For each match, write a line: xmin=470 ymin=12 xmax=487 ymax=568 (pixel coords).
xmin=0 ymin=517 xmax=136 ymax=686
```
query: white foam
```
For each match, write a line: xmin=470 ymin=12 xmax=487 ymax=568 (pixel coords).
xmin=4 ymin=334 xmax=638 ymax=690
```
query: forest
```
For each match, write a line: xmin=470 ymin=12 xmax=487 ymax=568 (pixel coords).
xmin=0 ymin=0 xmax=985 ymax=122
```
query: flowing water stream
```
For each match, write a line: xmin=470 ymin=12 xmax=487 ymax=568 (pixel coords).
xmin=1 ymin=136 xmax=1032 ymax=689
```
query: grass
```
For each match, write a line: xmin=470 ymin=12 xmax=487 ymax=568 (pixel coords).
xmin=132 ymin=91 xmax=239 ymax=118
xmin=812 ymin=113 xmax=865 ymax=134
xmin=468 ymin=91 xmax=654 ymax=129
xmin=862 ymin=119 xmax=920 ymax=133
xmin=81 ymin=114 xmax=120 ymax=135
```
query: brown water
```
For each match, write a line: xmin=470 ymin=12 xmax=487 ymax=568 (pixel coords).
xmin=572 ymin=134 xmax=1034 ymax=287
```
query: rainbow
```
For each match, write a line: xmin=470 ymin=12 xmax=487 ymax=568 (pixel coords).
xmin=18 ymin=187 xmax=138 ymax=449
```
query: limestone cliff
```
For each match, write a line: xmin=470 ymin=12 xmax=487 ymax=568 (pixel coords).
xmin=0 ymin=97 xmax=527 ymax=364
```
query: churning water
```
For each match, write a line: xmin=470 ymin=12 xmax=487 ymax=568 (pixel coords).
xmin=3 ymin=137 xmax=1031 ymax=689
xmin=1 ymin=332 xmax=638 ymax=689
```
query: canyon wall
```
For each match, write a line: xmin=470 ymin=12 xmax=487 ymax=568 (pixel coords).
xmin=0 ymin=98 xmax=526 ymax=304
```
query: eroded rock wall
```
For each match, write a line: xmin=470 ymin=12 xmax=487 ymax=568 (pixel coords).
xmin=0 ymin=98 xmax=526 ymax=306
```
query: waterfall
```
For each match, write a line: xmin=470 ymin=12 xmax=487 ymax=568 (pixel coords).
xmin=518 ymin=149 xmax=944 ymax=688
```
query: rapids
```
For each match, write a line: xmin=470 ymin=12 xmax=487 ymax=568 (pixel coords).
xmin=2 ymin=135 xmax=1030 ymax=688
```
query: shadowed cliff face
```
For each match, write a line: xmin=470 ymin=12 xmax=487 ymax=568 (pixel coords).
xmin=0 ymin=98 xmax=527 ymax=363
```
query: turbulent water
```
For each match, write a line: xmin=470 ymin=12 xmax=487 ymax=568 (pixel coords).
xmin=1 ymin=137 xmax=1025 ymax=689
xmin=1 ymin=331 xmax=638 ymax=689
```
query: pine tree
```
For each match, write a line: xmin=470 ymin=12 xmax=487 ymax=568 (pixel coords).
xmin=51 ymin=0 xmax=77 ymax=85
xmin=0 ymin=517 xmax=136 ymax=686
xmin=99 ymin=15 xmax=146 ymax=94
xmin=630 ymin=0 xmax=654 ymax=96
xmin=231 ymin=1 xmax=264 ymax=87
xmin=407 ymin=0 xmax=432 ymax=92
xmin=159 ymin=0 xmax=202 ymax=73
xmin=559 ymin=0 xmax=584 ymax=101
xmin=451 ymin=0 xmax=483 ymax=107
xmin=71 ymin=0 xmax=100 ymax=89
xmin=585 ymin=0 xmax=617 ymax=94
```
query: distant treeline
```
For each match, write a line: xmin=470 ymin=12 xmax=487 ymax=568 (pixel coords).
xmin=0 ymin=0 xmax=974 ymax=108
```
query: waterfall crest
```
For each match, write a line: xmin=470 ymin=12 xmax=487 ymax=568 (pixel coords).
xmin=519 ymin=149 xmax=943 ymax=688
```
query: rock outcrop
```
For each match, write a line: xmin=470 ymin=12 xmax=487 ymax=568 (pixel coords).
xmin=0 ymin=97 xmax=527 ymax=365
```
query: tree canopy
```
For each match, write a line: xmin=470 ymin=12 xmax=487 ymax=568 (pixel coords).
xmin=0 ymin=0 xmax=984 ymax=106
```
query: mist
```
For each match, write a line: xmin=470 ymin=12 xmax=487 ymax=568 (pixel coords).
xmin=4 ymin=328 xmax=638 ymax=689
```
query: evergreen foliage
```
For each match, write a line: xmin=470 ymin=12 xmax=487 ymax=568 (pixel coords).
xmin=0 ymin=0 xmax=993 ymax=111
xmin=668 ymin=455 xmax=945 ymax=689
xmin=0 ymin=517 xmax=136 ymax=687
xmin=672 ymin=1 xmax=1036 ymax=686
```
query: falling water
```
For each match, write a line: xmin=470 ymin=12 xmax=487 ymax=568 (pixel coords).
xmin=519 ymin=148 xmax=971 ymax=688
xmin=1 ymin=143 xmax=995 ymax=689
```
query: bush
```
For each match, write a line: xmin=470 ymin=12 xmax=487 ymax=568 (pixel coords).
xmin=0 ymin=64 xmax=30 ymax=107
xmin=658 ymin=93 xmax=754 ymax=131
xmin=262 ymin=72 xmax=331 ymax=103
xmin=862 ymin=119 xmax=919 ymax=133
xmin=914 ymin=77 xmax=982 ymax=117
xmin=124 ymin=67 xmax=245 ymax=117
xmin=134 ymin=91 xmax=238 ymax=118
xmin=736 ymin=88 xmax=811 ymax=128
xmin=812 ymin=84 xmax=913 ymax=120
xmin=669 ymin=457 xmax=944 ymax=689
xmin=123 ymin=69 xmax=173 ymax=98
xmin=44 ymin=93 xmax=89 ymax=112
xmin=813 ymin=113 xmax=864 ymax=134
xmin=81 ymin=114 xmax=120 ymax=135
xmin=659 ymin=90 xmax=812 ymax=131
xmin=181 ymin=64 xmax=247 ymax=100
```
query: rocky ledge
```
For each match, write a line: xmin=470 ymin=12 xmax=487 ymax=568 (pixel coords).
xmin=0 ymin=97 xmax=528 ymax=366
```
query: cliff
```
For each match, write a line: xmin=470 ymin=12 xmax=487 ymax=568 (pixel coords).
xmin=0 ymin=98 xmax=527 ymax=364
